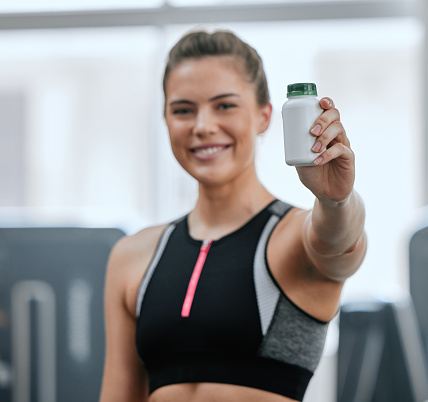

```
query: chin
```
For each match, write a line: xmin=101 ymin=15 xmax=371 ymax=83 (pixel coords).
xmin=186 ymin=169 xmax=226 ymax=186
xmin=185 ymin=161 xmax=252 ymax=188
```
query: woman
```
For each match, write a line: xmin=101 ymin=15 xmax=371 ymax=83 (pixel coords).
xmin=100 ymin=29 xmax=366 ymax=402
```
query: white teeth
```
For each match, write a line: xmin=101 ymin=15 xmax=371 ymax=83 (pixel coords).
xmin=195 ymin=146 xmax=224 ymax=155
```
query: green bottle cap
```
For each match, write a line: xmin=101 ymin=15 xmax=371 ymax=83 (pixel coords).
xmin=287 ymin=83 xmax=317 ymax=97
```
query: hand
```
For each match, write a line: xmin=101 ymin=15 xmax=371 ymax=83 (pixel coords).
xmin=295 ymin=97 xmax=355 ymax=204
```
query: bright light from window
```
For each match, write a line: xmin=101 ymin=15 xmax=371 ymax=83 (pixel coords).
xmin=167 ymin=0 xmax=386 ymax=6
xmin=0 ymin=0 xmax=163 ymax=13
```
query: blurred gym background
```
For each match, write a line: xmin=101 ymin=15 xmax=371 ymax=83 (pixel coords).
xmin=1 ymin=1 xmax=428 ymax=401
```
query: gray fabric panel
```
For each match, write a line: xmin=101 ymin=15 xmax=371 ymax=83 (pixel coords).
xmin=253 ymin=215 xmax=281 ymax=335
xmin=268 ymin=200 xmax=292 ymax=217
xmin=135 ymin=223 xmax=176 ymax=317
xmin=259 ymin=295 xmax=329 ymax=372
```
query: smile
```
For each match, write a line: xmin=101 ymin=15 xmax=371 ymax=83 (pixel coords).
xmin=193 ymin=146 xmax=227 ymax=155
xmin=190 ymin=144 xmax=231 ymax=159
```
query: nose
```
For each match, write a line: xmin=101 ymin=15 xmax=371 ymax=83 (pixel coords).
xmin=193 ymin=107 xmax=217 ymax=137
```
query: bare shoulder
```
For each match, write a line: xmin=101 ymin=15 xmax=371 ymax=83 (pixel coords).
xmin=106 ymin=223 xmax=169 ymax=317
xmin=110 ymin=224 xmax=168 ymax=264
xmin=270 ymin=206 xmax=308 ymax=242
xmin=267 ymin=206 xmax=310 ymax=280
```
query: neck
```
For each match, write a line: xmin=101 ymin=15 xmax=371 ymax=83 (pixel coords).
xmin=188 ymin=166 xmax=274 ymax=240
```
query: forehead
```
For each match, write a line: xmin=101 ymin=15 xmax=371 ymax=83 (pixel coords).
xmin=165 ymin=56 xmax=252 ymax=99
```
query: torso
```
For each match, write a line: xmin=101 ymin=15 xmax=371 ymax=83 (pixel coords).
xmin=148 ymin=383 xmax=296 ymax=402
xmin=122 ymin=201 xmax=342 ymax=402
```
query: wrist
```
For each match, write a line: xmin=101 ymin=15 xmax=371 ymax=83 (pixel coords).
xmin=316 ymin=190 xmax=354 ymax=209
xmin=312 ymin=190 xmax=365 ymax=251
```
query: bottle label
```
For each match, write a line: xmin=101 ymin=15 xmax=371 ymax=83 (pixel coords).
xmin=282 ymin=102 xmax=322 ymax=166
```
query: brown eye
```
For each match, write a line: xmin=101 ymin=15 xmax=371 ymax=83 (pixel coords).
xmin=173 ymin=108 xmax=193 ymax=115
xmin=218 ymin=103 xmax=236 ymax=110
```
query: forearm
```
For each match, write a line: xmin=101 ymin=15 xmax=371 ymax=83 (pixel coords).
xmin=308 ymin=190 xmax=365 ymax=256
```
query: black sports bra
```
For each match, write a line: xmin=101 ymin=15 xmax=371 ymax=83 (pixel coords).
xmin=135 ymin=200 xmax=329 ymax=401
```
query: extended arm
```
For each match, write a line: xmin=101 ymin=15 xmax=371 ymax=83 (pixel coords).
xmin=304 ymin=191 xmax=367 ymax=281
xmin=298 ymin=97 xmax=367 ymax=281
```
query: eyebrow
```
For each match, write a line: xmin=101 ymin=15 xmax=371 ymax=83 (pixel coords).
xmin=210 ymin=93 xmax=239 ymax=101
xmin=169 ymin=93 xmax=239 ymax=106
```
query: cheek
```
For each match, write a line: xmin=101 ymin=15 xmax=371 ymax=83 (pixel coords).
xmin=168 ymin=132 xmax=192 ymax=168
xmin=169 ymin=136 xmax=184 ymax=159
xmin=167 ymin=121 xmax=186 ymax=145
xmin=233 ymin=118 xmax=258 ymax=146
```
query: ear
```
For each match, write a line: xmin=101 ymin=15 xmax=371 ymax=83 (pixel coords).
xmin=257 ymin=102 xmax=272 ymax=135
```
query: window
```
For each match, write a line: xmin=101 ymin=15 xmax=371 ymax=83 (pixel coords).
xmin=0 ymin=4 xmax=423 ymax=304
xmin=0 ymin=0 xmax=163 ymax=13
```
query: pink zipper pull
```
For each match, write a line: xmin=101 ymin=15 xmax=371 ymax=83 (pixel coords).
xmin=181 ymin=239 xmax=213 ymax=318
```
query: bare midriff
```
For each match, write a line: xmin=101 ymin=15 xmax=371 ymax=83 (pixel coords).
xmin=148 ymin=383 xmax=297 ymax=402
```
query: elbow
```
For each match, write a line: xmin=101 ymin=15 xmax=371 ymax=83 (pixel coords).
xmin=307 ymin=231 xmax=368 ymax=282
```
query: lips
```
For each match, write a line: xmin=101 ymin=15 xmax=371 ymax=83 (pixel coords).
xmin=190 ymin=144 xmax=231 ymax=158
xmin=192 ymin=145 xmax=226 ymax=155
xmin=190 ymin=144 xmax=230 ymax=160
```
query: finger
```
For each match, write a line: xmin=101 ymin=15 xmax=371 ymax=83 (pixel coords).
xmin=319 ymin=97 xmax=335 ymax=110
xmin=311 ymin=121 xmax=349 ymax=153
xmin=314 ymin=143 xmax=354 ymax=166
xmin=310 ymin=107 xmax=340 ymax=137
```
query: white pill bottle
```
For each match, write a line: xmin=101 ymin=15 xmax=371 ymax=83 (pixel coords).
xmin=281 ymin=82 xmax=323 ymax=166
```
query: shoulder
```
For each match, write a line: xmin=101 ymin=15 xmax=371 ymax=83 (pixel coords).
xmin=109 ymin=224 xmax=169 ymax=265
xmin=267 ymin=205 xmax=309 ymax=279
xmin=105 ymin=223 xmax=170 ymax=317
xmin=270 ymin=205 xmax=308 ymax=242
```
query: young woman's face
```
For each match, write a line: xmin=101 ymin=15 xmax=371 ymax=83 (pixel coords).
xmin=164 ymin=56 xmax=271 ymax=187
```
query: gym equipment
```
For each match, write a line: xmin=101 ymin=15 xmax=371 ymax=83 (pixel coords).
xmin=0 ymin=227 xmax=124 ymax=402
xmin=337 ymin=297 xmax=428 ymax=402
xmin=409 ymin=223 xmax=428 ymax=367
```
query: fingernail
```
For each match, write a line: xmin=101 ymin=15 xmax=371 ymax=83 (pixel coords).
xmin=311 ymin=124 xmax=321 ymax=135
xmin=314 ymin=156 xmax=324 ymax=165
xmin=312 ymin=141 xmax=322 ymax=152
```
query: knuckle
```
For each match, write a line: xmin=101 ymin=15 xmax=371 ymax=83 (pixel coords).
xmin=332 ymin=120 xmax=342 ymax=129
xmin=336 ymin=143 xmax=347 ymax=152
xmin=338 ymin=143 xmax=354 ymax=158
xmin=322 ymin=148 xmax=331 ymax=159
xmin=318 ymin=114 xmax=329 ymax=125
xmin=333 ymin=108 xmax=340 ymax=119
xmin=320 ymin=131 xmax=330 ymax=142
xmin=345 ymin=137 xmax=351 ymax=147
